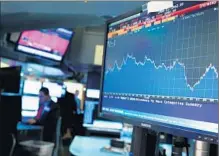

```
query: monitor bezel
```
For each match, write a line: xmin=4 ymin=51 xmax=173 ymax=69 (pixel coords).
xmin=99 ymin=2 xmax=218 ymax=144
xmin=15 ymin=28 xmax=74 ymax=63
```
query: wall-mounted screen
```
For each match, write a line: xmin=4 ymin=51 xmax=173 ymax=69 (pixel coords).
xmin=23 ymin=80 xmax=42 ymax=95
xmin=16 ymin=28 xmax=74 ymax=61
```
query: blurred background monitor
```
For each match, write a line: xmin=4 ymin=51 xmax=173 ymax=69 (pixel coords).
xmin=43 ymin=82 xmax=64 ymax=98
xmin=23 ymin=79 xmax=42 ymax=95
xmin=1 ymin=95 xmax=22 ymax=133
xmin=0 ymin=66 xmax=21 ymax=94
xmin=83 ymin=100 xmax=123 ymax=130
xmin=86 ymin=89 xmax=100 ymax=99
xmin=16 ymin=28 xmax=74 ymax=62
xmin=83 ymin=101 xmax=99 ymax=124
xmin=21 ymin=96 xmax=39 ymax=118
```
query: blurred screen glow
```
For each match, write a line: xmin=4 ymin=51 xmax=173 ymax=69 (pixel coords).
xmin=51 ymin=96 xmax=58 ymax=103
xmin=43 ymin=82 xmax=63 ymax=97
xmin=22 ymin=96 xmax=39 ymax=111
xmin=22 ymin=110 xmax=37 ymax=117
xmin=86 ymin=89 xmax=100 ymax=99
xmin=23 ymin=80 xmax=42 ymax=95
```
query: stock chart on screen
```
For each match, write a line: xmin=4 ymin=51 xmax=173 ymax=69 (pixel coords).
xmin=102 ymin=2 xmax=218 ymax=135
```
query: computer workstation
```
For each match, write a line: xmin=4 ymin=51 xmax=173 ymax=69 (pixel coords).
xmin=1 ymin=27 xmax=74 ymax=156
xmin=21 ymin=79 xmax=65 ymax=120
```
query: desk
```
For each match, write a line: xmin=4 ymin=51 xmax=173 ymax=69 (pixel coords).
xmin=83 ymin=120 xmax=123 ymax=137
xmin=69 ymin=136 xmax=125 ymax=156
xmin=17 ymin=122 xmax=42 ymax=131
xmin=17 ymin=122 xmax=43 ymax=141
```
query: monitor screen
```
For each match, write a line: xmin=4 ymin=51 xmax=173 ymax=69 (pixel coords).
xmin=86 ymin=89 xmax=100 ymax=99
xmin=21 ymin=96 xmax=39 ymax=117
xmin=22 ymin=96 xmax=39 ymax=111
xmin=43 ymin=82 xmax=63 ymax=98
xmin=83 ymin=101 xmax=123 ymax=130
xmin=0 ymin=66 xmax=21 ymax=93
xmin=83 ymin=101 xmax=99 ymax=124
xmin=23 ymin=80 xmax=42 ymax=95
xmin=100 ymin=2 xmax=218 ymax=143
xmin=16 ymin=28 xmax=74 ymax=61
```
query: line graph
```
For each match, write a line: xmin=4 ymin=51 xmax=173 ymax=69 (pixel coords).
xmin=103 ymin=4 xmax=218 ymax=101
xmin=107 ymin=54 xmax=218 ymax=92
xmin=104 ymin=54 xmax=218 ymax=100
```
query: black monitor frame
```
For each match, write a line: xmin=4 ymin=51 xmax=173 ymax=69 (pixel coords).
xmin=99 ymin=1 xmax=218 ymax=145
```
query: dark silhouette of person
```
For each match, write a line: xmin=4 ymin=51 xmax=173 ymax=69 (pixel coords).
xmin=58 ymin=91 xmax=77 ymax=139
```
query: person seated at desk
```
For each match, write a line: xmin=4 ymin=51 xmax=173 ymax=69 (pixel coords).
xmin=27 ymin=87 xmax=60 ymax=142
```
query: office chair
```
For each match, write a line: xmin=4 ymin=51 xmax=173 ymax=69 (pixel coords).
xmin=9 ymin=133 xmax=16 ymax=156
xmin=53 ymin=117 xmax=62 ymax=156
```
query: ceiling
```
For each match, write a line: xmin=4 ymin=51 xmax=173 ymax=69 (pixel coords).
xmin=0 ymin=1 xmax=146 ymax=77
xmin=1 ymin=1 xmax=144 ymax=15
xmin=0 ymin=1 xmax=145 ymax=33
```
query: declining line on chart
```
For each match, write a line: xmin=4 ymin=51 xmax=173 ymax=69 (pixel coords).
xmin=106 ymin=54 xmax=218 ymax=91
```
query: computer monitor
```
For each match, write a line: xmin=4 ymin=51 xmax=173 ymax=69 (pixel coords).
xmin=43 ymin=82 xmax=64 ymax=98
xmin=83 ymin=101 xmax=99 ymax=124
xmin=86 ymin=89 xmax=100 ymax=99
xmin=16 ymin=28 xmax=74 ymax=61
xmin=23 ymin=80 xmax=42 ymax=95
xmin=21 ymin=96 xmax=39 ymax=117
xmin=100 ymin=1 xmax=218 ymax=144
xmin=83 ymin=100 xmax=123 ymax=131
xmin=0 ymin=66 xmax=21 ymax=93
xmin=1 ymin=95 xmax=22 ymax=133
xmin=64 ymin=81 xmax=85 ymax=109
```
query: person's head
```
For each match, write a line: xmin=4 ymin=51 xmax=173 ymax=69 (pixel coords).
xmin=39 ymin=87 xmax=50 ymax=104
xmin=75 ymin=90 xmax=79 ymax=97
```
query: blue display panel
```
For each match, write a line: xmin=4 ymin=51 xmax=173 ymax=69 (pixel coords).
xmin=101 ymin=2 xmax=218 ymax=143
xmin=84 ymin=101 xmax=99 ymax=124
